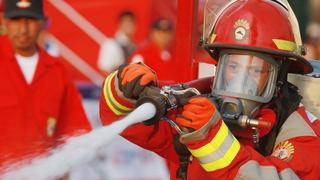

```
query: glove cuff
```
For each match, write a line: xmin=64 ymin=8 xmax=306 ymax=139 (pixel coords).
xmin=179 ymin=111 xmax=221 ymax=144
xmin=114 ymin=71 xmax=138 ymax=103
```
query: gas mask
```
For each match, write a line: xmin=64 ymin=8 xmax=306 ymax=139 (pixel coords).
xmin=212 ymin=50 xmax=279 ymax=129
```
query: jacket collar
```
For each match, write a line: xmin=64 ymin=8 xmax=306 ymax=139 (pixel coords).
xmin=0 ymin=35 xmax=57 ymax=67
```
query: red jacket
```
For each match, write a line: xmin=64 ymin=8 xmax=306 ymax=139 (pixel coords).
xmin=130 ymin=42 xmax=178 ymax=85
xmin=0 ymin=36 xmax=91 ymax=167
xmin=100 ymin=71 xmax=320 ymax=180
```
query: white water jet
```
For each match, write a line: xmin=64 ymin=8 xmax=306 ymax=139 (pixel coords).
xmin=2 ymin=103 xmax=157 ymax=180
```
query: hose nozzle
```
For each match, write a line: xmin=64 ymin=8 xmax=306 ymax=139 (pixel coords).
xmin=136 ymin=85 xmax=201 ymax=125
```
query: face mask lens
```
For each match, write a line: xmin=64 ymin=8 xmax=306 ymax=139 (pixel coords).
xmin=212 ymin=51 xmax=278 ymax=103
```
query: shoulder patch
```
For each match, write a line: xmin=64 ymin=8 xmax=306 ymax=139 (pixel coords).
xmin=271 ymin=141 xmax=295 ymax=162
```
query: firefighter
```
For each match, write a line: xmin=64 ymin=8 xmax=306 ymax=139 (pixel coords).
xmin=97 ymin=11 xmax=137 ymax=74
xmin=0 ymin=0 xmax=91 ymax=168
xmin=100 ymin=0 xmax=320 ymax=179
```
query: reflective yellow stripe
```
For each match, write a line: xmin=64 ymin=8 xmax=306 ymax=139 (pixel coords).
xmin=103 ymin=71 xmax=133 ymax=115
xmin=107 ymin=72 xmax=133 ymax=112
xmin=189 ymin=122 xmax=229 ymax=158
xmin=103 ymin=72 xmax=122 ymax=115
xmin=272 ymin=39 xmax=296 ymax=52
xmin=188 ymin=121 xmax=241 ymax=172
xmin=201 ymin=138 xmax=240 ymax=172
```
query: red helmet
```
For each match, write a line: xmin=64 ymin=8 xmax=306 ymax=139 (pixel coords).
xmin=203 ymin=0 xmax=312 ymax=74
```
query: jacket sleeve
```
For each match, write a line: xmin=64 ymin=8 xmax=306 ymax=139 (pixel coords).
xmin=54 ymin=78 xmax=92 ymax=139
xmin=99 ymin=71 xmax=180 ymax=163
xmin=182 ymin=112 xmax=320 ymax=179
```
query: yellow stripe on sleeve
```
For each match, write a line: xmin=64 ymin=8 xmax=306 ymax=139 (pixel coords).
xmin=103 ymin=71 xmax=133 ymax=115
xmin=189 ymin=122 xmax=229 ymax=158
xmin=201 ymin=138 xmax=240 ymax=172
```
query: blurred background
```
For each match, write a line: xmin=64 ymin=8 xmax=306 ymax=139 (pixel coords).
xmin=0 ymin=0 xmax=319 ymax=179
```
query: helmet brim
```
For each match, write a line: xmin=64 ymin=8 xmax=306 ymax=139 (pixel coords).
xmin=205 ymin=43 xmax=313 ymax=74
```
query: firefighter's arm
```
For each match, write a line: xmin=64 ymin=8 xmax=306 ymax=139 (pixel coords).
xmin=176 ymin=97 xmax=304 ymax=179
xmin=99 ymin=63 xmax=180 ymax=163
xmin=100 ymin=63 xmax=157 ymax=123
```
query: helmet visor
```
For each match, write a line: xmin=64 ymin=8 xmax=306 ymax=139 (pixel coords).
xmin=212 ymin=50 xmax=279 ymax=103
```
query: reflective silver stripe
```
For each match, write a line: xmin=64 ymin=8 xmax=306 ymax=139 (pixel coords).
xmin=280 ymin=168 xmax=300 ymax=180
xmin=235 ymin=160 xmax=300 ymax=180
xmin=275 ymin=111 xmax=316 ymax=147
xmin=197 ymin=129 xmax=235 ymax=164
xmin=187 ymin=122 xmax=240 ymax=172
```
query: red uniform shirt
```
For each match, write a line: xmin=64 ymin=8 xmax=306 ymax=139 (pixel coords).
xmin=100 ymin=71 xmax=320 ymax=180
xmin=0 ymin=36 xmax=91 ymax=167
xmin=130 ymin=42 xmax=178 ymax=85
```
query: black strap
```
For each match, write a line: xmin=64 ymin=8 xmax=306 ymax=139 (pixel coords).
xmin=173 ymin=135 xmax=190 ymax=180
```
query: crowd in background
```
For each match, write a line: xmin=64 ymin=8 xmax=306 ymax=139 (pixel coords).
xmin=1 ymin=0 xmax=320 ymax=80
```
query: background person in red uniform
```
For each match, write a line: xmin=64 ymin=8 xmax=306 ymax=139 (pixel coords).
xmin=130 ymin=18 xmax=177 ymax=85
xmin=0 ymin=0 xmax=91 ymax=169
xmin=100 ymin=0 xmax=320 ymax=179
xmin=97 ymin=10 xmax=137 ymax=74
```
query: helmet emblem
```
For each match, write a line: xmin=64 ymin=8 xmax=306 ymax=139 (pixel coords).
xmin=234 ymin=19 xmax=250 ymax=41
xmin=16 ymin=0 xmax=31 ymax=9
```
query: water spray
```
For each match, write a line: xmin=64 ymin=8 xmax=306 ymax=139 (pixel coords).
xmin=2 ymin=84 xmax=200 ymax=179
xmin=2 ymin=83 xmax=201 ymax=179
xmin=2 ymin=103 xmax=157 ymax=180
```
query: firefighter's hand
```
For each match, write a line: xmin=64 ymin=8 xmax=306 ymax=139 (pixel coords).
xmin=117 ymin=63 xmax=157 ymax=99
xmin=176 ymin=97 xmax=216 ymax=131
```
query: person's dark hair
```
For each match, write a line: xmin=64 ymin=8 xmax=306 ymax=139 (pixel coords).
xmin=151 ymin=18 xmax=173 ymax=31
xmin=118 ymin=10 xmax=135 ymax=22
